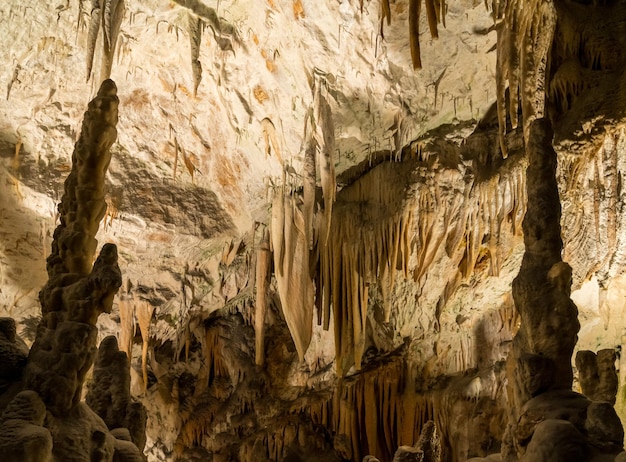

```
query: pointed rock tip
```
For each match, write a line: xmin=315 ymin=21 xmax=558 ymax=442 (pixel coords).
xmin=97 ymin=79 xmax=117 ymax=97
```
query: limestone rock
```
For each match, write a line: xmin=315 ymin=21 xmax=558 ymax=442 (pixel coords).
xmin=514 ymin=390 xmax=590 ymax=447
xmin=0 ymin=390 xmax=52 ymax=462
xmin=113 ymin=438 xmax=145 ymax=462
xmin=2 ymin=0 xmax=626 ymax=461
xmin=519 ymin=420 xmax=587 ymax=462
xmin=505 ymin=119 xmax=583 ymax=459
xmin=516 ymin=353 xmax=555 ymax=398
xmin=0 ymin=317 xmax=29 ymax=404
xmin=24 ymin=80 xmax=122 ymax=418
xmin=47 ymin=402 xmax=116 ymax=462
xmin=87 ymin=335 xmax=147 ymax=451
xmin=0 ymin=80 xmax=143 ymax=462
xmin=467 ymin=456 xmax=502 ymax=462
xmin=585 ymin=402 xmax=624 ymax=450
xmin=392 ymin=445 xmax=424 ymax=462
xmin=576 ymin=349 xmax=619 ymax=404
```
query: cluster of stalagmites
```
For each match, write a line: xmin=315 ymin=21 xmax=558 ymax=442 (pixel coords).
xmin=0 ymin=80 xmax=146 ymax=461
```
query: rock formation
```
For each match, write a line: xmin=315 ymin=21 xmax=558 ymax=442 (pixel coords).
xmin=0 ymin=80 xmax=144 ymax=461
xmin=576 ymin=349 xmax=619 ymax=405
xmin=503 ymin=118 xmax=624 ymax=461
xmin=87 ymin=335 xmax=147 ymax=454
xmin=0 ymin=318 xmax=29 ymax=410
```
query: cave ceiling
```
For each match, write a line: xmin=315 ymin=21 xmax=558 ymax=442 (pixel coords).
xmin=0 ymin=0 xmax=496 ymax=326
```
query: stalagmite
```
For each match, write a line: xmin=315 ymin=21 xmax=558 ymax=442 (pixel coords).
xmin=0 ymin=80 xmax=144 ymax=461
xmin=86 ymin=336 xmax=147 ymax=453
xmin=576 ymin=349 xmax=619 ymax=405
xmin=508 ymin=118 xmax=577 ymax=405
xmin=503 ymin=119 xmax=623 ymax=460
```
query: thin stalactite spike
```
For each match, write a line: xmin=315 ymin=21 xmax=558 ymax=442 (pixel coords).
xmin=425 ymin=0 xmax=439 ymax=39
xmin=409 ymin=0 xmax=422 ymax=69
xmin=86 ymin=0 xmax=101 ymax=82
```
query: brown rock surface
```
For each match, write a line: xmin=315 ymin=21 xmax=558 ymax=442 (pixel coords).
xmin=0 ymin=390 xmax=52 ymax=462
xmin=87 ymin=335 xmax=147 ymax=452
xmin=576 ymin=349 xmax=619 ymax=405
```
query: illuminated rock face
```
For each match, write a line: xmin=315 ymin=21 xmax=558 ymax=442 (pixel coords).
xmin=2 ymin=0 xmax=626 ymax=461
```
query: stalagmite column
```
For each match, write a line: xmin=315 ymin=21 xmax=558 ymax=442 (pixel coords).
xmin=25 ymin=78 xmax=122 ymax=414
xmin=86 ymin=336 xmax=147 ymax=453
xmin=503 ymin=118 xmax=579 ymax=458
xmin=0 ymin=79 xmax=132 ymax=461
xmin=576 ymin=349 xmax=618 ymax=404
xmin=504 ymin=119 xmax=623 ymax=460
xmin=509 ymin=118 xmax=578 ymax=405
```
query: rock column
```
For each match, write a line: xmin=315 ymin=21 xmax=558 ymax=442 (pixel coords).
xmin=509 ymin=118 xmax=579 ymax=410
xmin=504 ymin=118 xmax=623 ymax=460
xmin=0 ymin=80 xmax=132 ymax=461
xmin=24 ymin=79 xmax=122 ymax=417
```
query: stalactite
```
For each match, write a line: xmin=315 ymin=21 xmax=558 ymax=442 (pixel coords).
xmin=384 ymin=0 xmax=447 ymax=69
xmin=136 ymin=300 xmax=154 ymax=392
xmin=303 ymin=124 xmax=316 ymax=251
xmin=271 ymin=190 xmax=314 ymax=361
xmin=495 ymin=0 xmax=556 ymax=157
xmin=408 ymin=0 xmax=422 ymax=69
xmin=261 ymin=118 xmax=282 ymax=163
xmin=118 ymin=290 xmax=134 ymax=359
xmin=413 ymin=187 xmax=446 ymax=284
xmin=316 ymin=142 xmax=528 ymax=375
xmin=254 ymin=229 xmax=271 ymax=365
xmin=549 ymin=58 xmax=583 ymax=113
xmin=307 ymin=356 xmax=442 ymax=461
xmin=85 ymin=0 xmax=124 ymax=82
xmin=556 ymin=127 xmax=626 ymax=285
xmin=267 ymin=68 xmax=337 ymax=362
xmin=320 ymin=161 xmax=416 ymax=374
xmin=86 ymin=0 xmax=101 ymax=82
xmin=189 ymin=14 xmax=202 ymax=96
xmin=312 ymin=69 xmax=337 ymax=247
xmin=204 ymin=323 xmax=229 ymax=385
